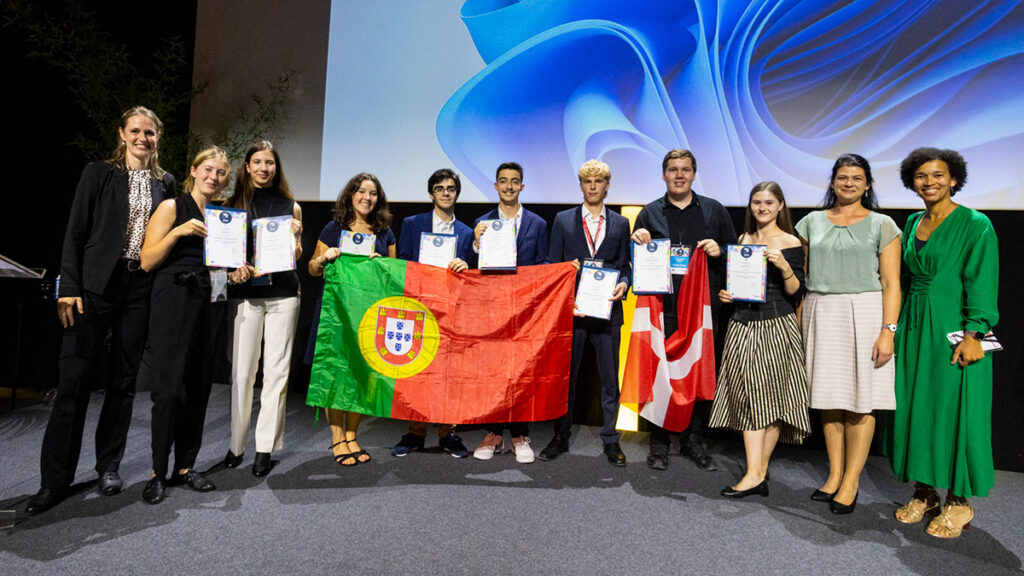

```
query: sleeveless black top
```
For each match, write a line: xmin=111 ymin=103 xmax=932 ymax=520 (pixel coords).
xmin=227 ymin=186 xmax=300 ymax=299
xmin=159 ymin=193 xmax=206 ymax=272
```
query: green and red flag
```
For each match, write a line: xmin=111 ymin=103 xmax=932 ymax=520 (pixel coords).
xmin=307 ymin=255 xmax=576 ymax=423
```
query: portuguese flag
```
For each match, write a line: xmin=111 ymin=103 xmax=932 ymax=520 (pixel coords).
xmin=307 ymin=255 xmax=576 ymax=424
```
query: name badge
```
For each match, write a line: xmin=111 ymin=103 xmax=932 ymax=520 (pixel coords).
xmin=210 ymin=268 xmax=228 ymax=302
xmin=670 ymin=245 xmax=690 ymax=275
xmin=583 ymin=259 xmax=603 ymax=269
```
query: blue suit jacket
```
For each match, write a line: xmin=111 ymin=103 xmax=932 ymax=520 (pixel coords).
xmin=475 ymin=207 xmax=548 ymax=266
xmin=397 ymin=211 xmax=474 ymax=264
xmin=549 ymin=206 xmax=632 ymax=326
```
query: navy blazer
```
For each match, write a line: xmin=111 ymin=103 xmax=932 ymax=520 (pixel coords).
xmin=397 ymin=211 xmax=475 ymax=264
xmin=475 ymin=207 xmax=548 ymax=267
xmin=549 ymin=206 xmax=632 ymax=326
xmin=60 ymin=161 xmax=176 ymax=298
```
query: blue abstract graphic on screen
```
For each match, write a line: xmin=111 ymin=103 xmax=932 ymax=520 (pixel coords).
xmin=436 ymin=0 xmax=1024 ymax=208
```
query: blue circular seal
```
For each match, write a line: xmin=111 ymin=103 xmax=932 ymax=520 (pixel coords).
xmin=432 ymin=236 xmax=444 ymax=247
xmin=491 ymin=220 xmax=503 ymax=231
xmin=594 ymin=270 xmax=605 ymax=281
xmin=266 ymin=220 xmax=279 ymax=233
xmin=353 ymin=233 xmax=364 ymax=244
xmin=219 ymin=211 xmax=232 ymax=224
xmin=741 ymin=246 xmax=753 ymax=258
xmin=645 ymin=242 xmax=658 ymax=253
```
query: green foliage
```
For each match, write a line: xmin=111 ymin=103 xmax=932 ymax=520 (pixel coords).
xmin=211 ymin=72 xmax=296 ymax=164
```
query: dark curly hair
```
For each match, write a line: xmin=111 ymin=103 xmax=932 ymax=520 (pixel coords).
xmin=332 ymin=172 xmax=392 ymax=233
xmin=820 ymin=153 xmax=878 ymax=210
xmin=898 ymin=147 xmax=967 ymax=196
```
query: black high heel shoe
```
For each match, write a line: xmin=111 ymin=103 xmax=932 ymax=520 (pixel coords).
xmin=811 ymin=489 xmax=836 ymax=502
xmin=721 ymin=480 xmax=769 ymax=499
xmin=830 ymin=492 xmax=858 ymax=514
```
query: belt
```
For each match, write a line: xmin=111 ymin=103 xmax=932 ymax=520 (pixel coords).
xmin=123 ymin=259 xmax=142 ymax=272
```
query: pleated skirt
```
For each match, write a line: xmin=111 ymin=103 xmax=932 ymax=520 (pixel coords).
xmin=802 ymin=291 xmax=896 ymax=412
xmin=709 ymin=313 xmax=811 ymax=444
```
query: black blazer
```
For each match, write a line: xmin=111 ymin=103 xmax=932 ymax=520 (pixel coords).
xmin=548 ymin=205 xmax=632 ymax=326
xmin=59 ymin=161 xmax=176 ymax=297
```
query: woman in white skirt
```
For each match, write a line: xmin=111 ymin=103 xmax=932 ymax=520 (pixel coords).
xmin=795 ymin=154 xmax=901 ymax=514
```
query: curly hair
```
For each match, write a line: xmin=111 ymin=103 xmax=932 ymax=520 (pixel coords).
xmin=820 ymin=153 xmax=878 ymax=210
xmin=332 ymin=173 xmax=392 ymax=233
xmin=899 ymin=147 xmax=967 ymax=195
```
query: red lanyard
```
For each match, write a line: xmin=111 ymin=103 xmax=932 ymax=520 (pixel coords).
xmin=583 ymin=215 xmax=604 ymax=257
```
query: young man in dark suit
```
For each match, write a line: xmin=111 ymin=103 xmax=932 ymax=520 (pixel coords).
xmin=630 ymin=149 xmax=737 ymax=472
xmin=391 ymin=168 xmax=474 ymax=458
xmin=540 ymin=160 xmax=630 ymax=466
xmin=471 ymin=161 xmax=548 ymax=463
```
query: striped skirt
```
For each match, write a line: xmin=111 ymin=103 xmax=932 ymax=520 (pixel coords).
xmin=709 ymin=313 xmax=811 ymax=444
xmin=802 ymin=291 xmax=895 ymax=413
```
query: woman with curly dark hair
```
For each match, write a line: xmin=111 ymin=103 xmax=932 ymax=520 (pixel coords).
xmin=888 ymin=148 xmax=998 ymax=539
xmin=306 ymin=173 xmax=395 ymax=466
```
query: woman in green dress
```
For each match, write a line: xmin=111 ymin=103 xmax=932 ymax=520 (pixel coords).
xmin=889 ymin=147 xmax=999 ymax=539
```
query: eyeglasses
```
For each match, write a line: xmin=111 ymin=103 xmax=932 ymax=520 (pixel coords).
xmin=432 ymin=186 xmax=458 ymax=195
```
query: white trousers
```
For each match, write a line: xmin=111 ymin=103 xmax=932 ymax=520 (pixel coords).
xmin=228 ymin=296 xmax=300 ymax=454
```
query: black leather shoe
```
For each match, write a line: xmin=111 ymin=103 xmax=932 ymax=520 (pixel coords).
xmin=830 ymin=492 xmax=858 ymax=514
xmin=681 ymin=439 xmax=717 ymax=471
xmin=224 ymin=450 xmax=243 ymax=468
xmin=603 ymin=442 xmax=626 ymax=467
xmin=721 ymin=480 xmax=769 ymax=499
xmin=646 ymin=445 xmax=668 ymax=470
xmin=252 ymin=452 xmax=272 ymax=477
xmin=25 ymin=488 xmax=64 ymax=515
xmin=538 ymin=436 xmax=569 ymax=462
xmin=811 ymin=489 xmax=836 ymax=502
xmin=98 ymin=471 xmax=123 ymax=496
xmin=173 ymin=469 xmax=216 ymax=492
xmin=142 ymin=477 xmax=166 ymax=505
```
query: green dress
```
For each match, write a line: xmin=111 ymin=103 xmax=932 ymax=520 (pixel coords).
xmin=888 ymin=205 xmax=999 ymax=498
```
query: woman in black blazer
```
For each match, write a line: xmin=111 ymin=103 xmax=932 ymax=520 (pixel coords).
xmin=26 ymin=106 xmax=176 ymax=515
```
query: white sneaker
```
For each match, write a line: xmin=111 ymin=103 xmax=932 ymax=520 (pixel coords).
xmin=511 ymin=436 xmax=534 ymax=464
xmin=473 ymin=432 xmax=503 ymax=460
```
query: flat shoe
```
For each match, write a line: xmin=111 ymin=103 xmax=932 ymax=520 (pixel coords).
xmin=721 ymin=480 xmax=769 ymax=499
xmin=224 ymin=450 xmax=244 ymax=468
xmin=173 ymin=469 xmax=216 ymax=492
xmin=98 ymin=471 xmax=123 ymax=496
xmin=142 ymin=477 xmax=166 ymax=505
xmin=25 ymin=488 xmax=64 ymax=515
xmin=252 ymin=452 xmax=272 ymax=477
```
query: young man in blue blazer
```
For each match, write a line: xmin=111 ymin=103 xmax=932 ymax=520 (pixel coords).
xmin=540 ymin=160 xmax=630 ymax=466
xmin=392 ymin=168 xmax=474 ymax=458
xmin=471 ymin=161 xmax=548 ymax=463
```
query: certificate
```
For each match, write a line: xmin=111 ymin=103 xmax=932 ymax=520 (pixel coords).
xmin=575 ymin=265 xmax=620 ymax=320
xmin=340 ymin=230 xmax=376 ymax=256
xmin=204 ymin=206 xmax=247 ymax=269
xmin=478 ymin=218 xmax=517 ymax=270
xmin=727 ymin=244 xmax=767 ymax=302
xmin=631 ymin=239 xmax=671 ymax=294
xmin=418 ymin=232 xmax=457 ymax=269
xmin=946 ymin=330 xmax=1003 ymax=353
xmin=670 ymin=244 xmax=691 ymax=275
xmin=253 ymin=216 xmax=295 ymax=275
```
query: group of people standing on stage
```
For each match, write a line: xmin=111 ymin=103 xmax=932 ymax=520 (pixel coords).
xmin=27 ymin=106 xmax=999 ymax=542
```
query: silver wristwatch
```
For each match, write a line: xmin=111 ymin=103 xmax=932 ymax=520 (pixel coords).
xmin=883 ymin=323 xmax=897 ymax=333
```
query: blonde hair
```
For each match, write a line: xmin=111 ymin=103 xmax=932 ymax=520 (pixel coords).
xmin=578 ymin=159 xmax=611 ymax=181
xmin=109 ymin=106 xmax=166 ymax=177
xmin=183 ymin=146 xmax=231 ymax=194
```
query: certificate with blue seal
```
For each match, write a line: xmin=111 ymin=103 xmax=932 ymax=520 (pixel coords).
xmin=575 ymin=265 xmax=620 ymax=320
xmin=418 ymin=232 xmax=458 ymax=269
xmin=478 ymin=218 xmax=517 ymax=270
xmin=340 ymin=230 xmax=376 ymax=256
xmin=631 ymin=238 xmax=671 ymax=294
xmin=727 ymin=244 xmax=767 ymax=302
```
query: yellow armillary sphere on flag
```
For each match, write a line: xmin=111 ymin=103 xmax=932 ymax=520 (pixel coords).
xmin=357 ymin=296 xmax=440 ymax=378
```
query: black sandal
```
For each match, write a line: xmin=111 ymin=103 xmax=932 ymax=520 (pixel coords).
xmin=348 ymin=439 xmax=371 ymax=464
xmin=330 ymin=441 xmax=358 ymax=467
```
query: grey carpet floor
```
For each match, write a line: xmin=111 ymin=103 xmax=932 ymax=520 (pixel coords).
xmin=1 ymin=385 xmax=1022 ymax=576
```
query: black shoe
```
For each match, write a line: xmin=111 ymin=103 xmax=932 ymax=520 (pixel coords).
xmin=681 ymin=439 xmax=717 ymax=471
xmin=811 ymin=489 xmax=836 ymax=502
xmin=252 ymin=452 xmax=272 ymax=477
xmin=173 ymin=469 xmax=216 ymax=492
xmin=646 ymin=445 xmax=669 ymax=471
xmin=25 ymin=488 xmax=63 ymax=515
xmin=438 ymin=431 xmax=470 ymax=458
xmin=98 ymin=471 xmax=123 ymax=496
xmin=142 ymin=477 xmax=166 ymax=505
xmin=538 ymin=436 xmax=569 ymax=462
xmin=721 ymin=480 xmax=769 ymax=499
xmin=830 ymin=492 xmax=858 ymax=514
xmin=391 ymin=433 xmax=425 ymax=457
xmin=603 ymin=442 xmax=626 ymax=467
xmin=224 ymin=450 xmax=243 ymax=468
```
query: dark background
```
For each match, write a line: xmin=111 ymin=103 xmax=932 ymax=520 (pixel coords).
xmin=2 ymin=1 xmax=1020 ymax=471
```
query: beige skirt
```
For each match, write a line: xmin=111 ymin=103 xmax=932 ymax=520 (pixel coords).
xmin=802 ymin=291 xmax=895 ymax=413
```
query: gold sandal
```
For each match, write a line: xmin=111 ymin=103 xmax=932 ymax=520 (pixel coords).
xmin=926 ymin=503 xmax=973 ymax=538
xmin=895 ymin=493 xmax=940 ymax=524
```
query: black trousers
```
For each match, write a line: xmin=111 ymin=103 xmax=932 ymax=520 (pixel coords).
xmin=143 ymin=269 xmax=222 ymax=477
xmin=484 ymin=422 xmax=529 ymax=437
xmin=39 ymin=264 xmax=151 ymax=489
xmin=552 ymin=318 xmax=620 ymax=444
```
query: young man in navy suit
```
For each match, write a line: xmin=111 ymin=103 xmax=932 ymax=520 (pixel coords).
xmin=471 ymin=161 xmax=548 ymax=463
xmin=540 ymin=160 xmax=630 ymax=466
xmin=392 ymin=168 xmax=474 ymax=458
